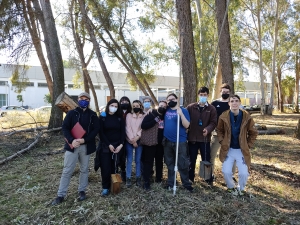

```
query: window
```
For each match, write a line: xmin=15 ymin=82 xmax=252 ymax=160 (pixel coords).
xmin=94 ymin=85 xmax=101 ymax=89
xmin=38 ymin=83 xmax=48 ymax=87
xmin=0 ymin=81 xmax=8 ymax=86
xmin=68 ymin=84 xmax=74 ymax=88
xmin=0 ymin=94 xmax=7 ymax=107
xmin=27 ymin=82 xmax=34 ymax=87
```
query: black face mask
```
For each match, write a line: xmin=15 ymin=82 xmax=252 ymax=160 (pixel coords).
xmin=158 ymin=107 xmax=166 ymax=115
xmin=168 ymin=100 xmax=177 ymax=108
xmin=133 ymin=108 xmax=141 ymax=113
xmin=222 ymin=93 xmax=230 ymax=100
xmin=121 ymin=103 xmax=129 ymax=110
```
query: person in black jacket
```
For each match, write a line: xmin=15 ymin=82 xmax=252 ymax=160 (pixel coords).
xmin=99 ymin=99 xmax=126 ymax=196
xmin=52 ymin=92 xmax=99 ymax=205
xmin=118 ymin=96 xmax=132 ymax=181
xmin=141 ymin=100 xmax=167 ymax=190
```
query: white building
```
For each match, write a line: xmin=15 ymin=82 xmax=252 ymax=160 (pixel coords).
xmin=0 ymin=64 xmax=182 ymax=109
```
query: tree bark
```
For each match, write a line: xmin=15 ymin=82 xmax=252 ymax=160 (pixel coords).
xmin=277 ymin=66 xmax=283 ymax=112
xmin=78 ymin=0 xmax=115 ymax=99
xmin=175 ymin=0 xmax=198 ymax=106
xmin=257 ymin=0 xmax=266 ymax=115
xmin=215 ymin=0 xmax=234 ymax=93
xmin=295 ymin=53 xmax=299 ymax=113
xmin=212 ymin=62 xmax=222 ymax=100
xmin=22 ymin=0 xmax=53 ymax=98
xmin=268 ymin=0 xmax=279 ymax=115
xmin=38 ymin=0 xmax=64 ymax=128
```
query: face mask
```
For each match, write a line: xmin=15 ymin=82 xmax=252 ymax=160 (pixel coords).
xmin=121 ymin=103 xmax=129 ymax=110
xmin=199 ymin=96 xmax=207 ymax=104
xmin=158 ymin=107 xmax=166 ymax=115
xmin=133 ymin=108 xmax=141 ymax=113
xmin=168 ymin=100 xmax=177 ymax=108
xmin=78 ymin=99 xmax=89 ymax=108
xmin=143 ymin=102 xmax=151 ymax=109
xmin=109 ymin=106 xmax=117 ymax=113
xmin=222 ymin=93 xmax=230 ymax=100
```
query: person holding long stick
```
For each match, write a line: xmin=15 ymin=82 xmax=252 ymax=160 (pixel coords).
xmin=163 ymin=93 xmax=193 ymax=192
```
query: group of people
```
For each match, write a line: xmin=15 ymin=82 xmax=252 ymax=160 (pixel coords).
xmin=51 ymin=83 xmax=258 ymax=205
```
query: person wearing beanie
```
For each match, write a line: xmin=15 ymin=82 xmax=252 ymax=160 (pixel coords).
xmin=51 ymin=92 xmax=99 ymax=205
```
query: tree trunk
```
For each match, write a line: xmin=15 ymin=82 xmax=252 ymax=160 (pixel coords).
xmin=39 ymin=0 xmax=64 ymax=129
xmin=175 ymin=0 xmax=198 ymax=106
xmin=23 ymin=0 xmax=53 ymax=98
xmin=78 ymin=0 xmax=115 ymax=99
xmin=215 ymin=0 xmax=234 ymax=92
xmin=257 ymin=0 xmax=266 ymax=115
xmin=268 ymin=0 xmax=279 ymax=115
xmin=277 ymin=66 xmax=283 ymax=112
xmin=295 ymin=53 xmax=299 ymax=113
xmin=212 ymin=62 xmax=222 ymax=101
xmin=69 ymin=0 xmax=99 ymax=113
xmin=194 ymin=0 xmax=204 ymax=80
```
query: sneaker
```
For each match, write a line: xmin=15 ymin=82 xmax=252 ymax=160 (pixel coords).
xmin=239 ymin=190 xmax=247 ymax=196
xmin=101 ymin=189 xmax=109 ymax=196
xmin=227 ymin=188 xmax=238 ymax=196
xmin=126 ymin=178 xmax=131 ymax=187
xmin=51 ymin=196 xmax=64 ymax=206
xmin=185 ymin=186 xmax=194 ymax=193
xmin=136 ymin=177 xmax=141 ymax=187
xmin=78 ymin=191 xmax=86 ymax=201
xmin=143 ymin=182 xmax=151 ymax=191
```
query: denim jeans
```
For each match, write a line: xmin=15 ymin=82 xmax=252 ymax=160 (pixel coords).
xmin=163 ymin=139 xmax=191 ymax=188
xmin=126 ymin=141 xmax=143 ymax=178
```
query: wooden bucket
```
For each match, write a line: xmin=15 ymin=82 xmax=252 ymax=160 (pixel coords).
xmin=55 ymin=92 xmax=78 ymax=113
xmin=111 ymin=173 xmax=122 ymax=194
xmin=199 ymin=161 xmax=212 ymax=180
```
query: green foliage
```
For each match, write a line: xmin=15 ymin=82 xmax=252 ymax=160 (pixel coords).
xmin=72 ymin=70 xmax=83 ymax=89
xmin=234 ymin=73 xmax=246 ymax=92
xmin=43 ymin=93 xmax=52 ymax=104
xmin=281 ymin=75 xmax=295 ymax=98
xmin=9 ymin=65 xmax=30 ymax=94
xmin=16 ymin=95 xmax=23 ymax=104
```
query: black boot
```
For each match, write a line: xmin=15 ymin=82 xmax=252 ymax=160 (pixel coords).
xmin=136 ymin=177 xmax=141 ymax=187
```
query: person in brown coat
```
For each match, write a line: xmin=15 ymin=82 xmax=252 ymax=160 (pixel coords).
xmin=217 ymin=95 xmax=257 ymax=195
xmin=186 ymin=87 xmax=217 ymax=184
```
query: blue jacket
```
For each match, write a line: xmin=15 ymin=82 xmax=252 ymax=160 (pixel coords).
xmin=62 ymin=107 xmax=99 ymax=155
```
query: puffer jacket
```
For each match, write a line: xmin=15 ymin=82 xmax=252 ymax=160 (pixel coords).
xmin=216 ymin=109 xmax=258 ymax=169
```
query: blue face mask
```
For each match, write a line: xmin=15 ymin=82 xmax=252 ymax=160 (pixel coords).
xmin=199 ymin=96 xmax=207 ymax=104
xmin=78 ymin=99 xmax=89 ymax=108
xmin=144 ymin=102 xmax=151 ymax=109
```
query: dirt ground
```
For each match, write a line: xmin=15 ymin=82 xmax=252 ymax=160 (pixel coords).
xmin=0 ymin=113 xmax=299 ymax=225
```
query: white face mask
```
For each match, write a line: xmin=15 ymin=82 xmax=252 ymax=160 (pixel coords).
xmin=109 ymin=106 xmax=117 ymax=113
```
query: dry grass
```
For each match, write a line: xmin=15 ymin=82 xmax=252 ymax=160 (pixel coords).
xmin=0 ymin=113 xmax=300 ymax=224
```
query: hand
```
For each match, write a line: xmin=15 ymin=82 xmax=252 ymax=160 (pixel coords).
xmin=177 ymin=107 xmax=183 ymax=116
xmin=203 ymin=128 xmax=208 ymax=137
xmin=72 ymin=139 xmax=80 ymax=148
xmin=109 ymin=144 xmax=115 ymax=152
xmin=114 ymin=144 xmax=123 ymax=153
xmin=133 ymin=142 xmax=138 ymax=148
xmin=134 ymin=136 xmax=140 ymax=142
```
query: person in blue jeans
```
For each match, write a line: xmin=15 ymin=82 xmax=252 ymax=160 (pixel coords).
xmin=125 ymin=100 xmax=145 ymax=187
xmin=163 ymin=93 xmax=193 ymax=192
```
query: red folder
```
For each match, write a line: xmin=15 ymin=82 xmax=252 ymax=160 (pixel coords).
xmin=65 ymin=122 xmax=86 ymax=149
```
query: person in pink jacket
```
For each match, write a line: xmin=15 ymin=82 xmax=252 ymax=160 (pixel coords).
xmin=125 ymin=100 xmax=145 ymax=187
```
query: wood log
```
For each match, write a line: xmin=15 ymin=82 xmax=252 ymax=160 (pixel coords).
xmin=294 ymin=118 xmax=300 ymax=139
xmin=258 ymin=129 xmax=285 ymax=135
xmin=254 ymin=124 xmax=267 ymax=130
xmin=0 ymin=127 xmax=62 ymax=165
xmin=55 ymin=92 xmax=78 ymax=113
